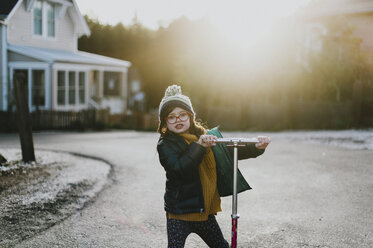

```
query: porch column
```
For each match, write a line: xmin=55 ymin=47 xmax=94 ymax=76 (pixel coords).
xmin=121 ymin=69 xmax=128 ymax=110
xmin=51 ymin=67 xmax=56 ymax=109
xmin=98 ymin=70 xmax=104 ymax=98
xmin=1 ymin=25 xmax=8 ymax=111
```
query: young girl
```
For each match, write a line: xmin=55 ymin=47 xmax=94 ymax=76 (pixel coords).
xmin=157 ymin=85 xmax=270 ymax=248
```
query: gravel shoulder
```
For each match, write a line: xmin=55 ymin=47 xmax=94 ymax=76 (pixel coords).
xmin=0 ymin=149 xmax=112 ymax=247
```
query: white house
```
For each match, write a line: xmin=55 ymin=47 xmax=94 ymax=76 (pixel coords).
xmin=295 ymin=0 xmax=373 ymax=68
xmin=0 ymin=0 xmax=131 ymax=114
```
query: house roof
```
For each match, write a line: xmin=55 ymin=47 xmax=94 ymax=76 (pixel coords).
xmin=0 ymin=0 xmax=89 ymax=36
xmin=8 ymin=44 xmax=131 ymax=68
xmin=0 ymin=0 xmax=19 ymax=21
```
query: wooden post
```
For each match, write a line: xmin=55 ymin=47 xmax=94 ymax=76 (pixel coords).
xmin=0 ymin=153 xmax=7 ymax=164
xmin=13 ymin=71 xmax=36 ymax=162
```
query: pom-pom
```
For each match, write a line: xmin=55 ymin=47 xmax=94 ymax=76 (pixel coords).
xmin=165 ymin=85 xmax=182 ymax=97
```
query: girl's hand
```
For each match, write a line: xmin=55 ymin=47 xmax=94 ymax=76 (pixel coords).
xmin=197 ymin=135 xmax=218 ymax=148
xmin=255 ymin=136 xmax=271 ymax=150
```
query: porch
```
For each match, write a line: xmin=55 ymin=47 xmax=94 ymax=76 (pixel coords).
xmin=5 ymin=44 xmax=131 ymax=114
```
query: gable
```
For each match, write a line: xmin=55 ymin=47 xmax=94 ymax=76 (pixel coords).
xmin=5 ymin=0 xmax=90 ymax=52
xmin=2 ymin=0 xmax=89 ymax=36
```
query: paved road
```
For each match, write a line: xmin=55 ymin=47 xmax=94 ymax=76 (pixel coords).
xmin=0 ymin=131 xmax=372 ymax=248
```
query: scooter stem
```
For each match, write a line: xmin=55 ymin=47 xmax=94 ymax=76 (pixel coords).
xmin=232 ymin=144 xmax=239 ymax=248
xmin=215 ymin=138 xmax=258 ymax=248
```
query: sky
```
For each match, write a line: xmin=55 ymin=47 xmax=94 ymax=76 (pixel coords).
xmin=76 ymin=0 xmax=313 ymax=48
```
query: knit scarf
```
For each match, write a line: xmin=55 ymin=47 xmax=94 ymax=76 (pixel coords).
xmin=167 ymin=132 xmax=221 ymax=221
xmin=179 ymin=133 xmax=214 ymax=168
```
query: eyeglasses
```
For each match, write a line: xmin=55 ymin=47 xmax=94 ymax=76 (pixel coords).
xmin=165 ymin=111 xmax=191 ymax=124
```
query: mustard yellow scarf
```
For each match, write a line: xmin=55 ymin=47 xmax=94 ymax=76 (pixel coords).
xmin=167 ymin=132 xmax=222 ymax=221
xmin=179 ymin=133 xmax=214 ymax=168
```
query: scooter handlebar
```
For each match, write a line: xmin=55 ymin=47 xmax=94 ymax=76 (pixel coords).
xmin=215 ymin=137 xmax=259 ymax=144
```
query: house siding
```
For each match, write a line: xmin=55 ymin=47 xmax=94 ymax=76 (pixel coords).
xmin=7 ymin=2 xmax=76 ymax=52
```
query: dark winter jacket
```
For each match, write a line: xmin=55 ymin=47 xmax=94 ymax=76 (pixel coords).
xmin=157 ymin=128 xmax=265 ymax=214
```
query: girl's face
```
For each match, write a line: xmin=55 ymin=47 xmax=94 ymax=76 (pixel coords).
xmin=165 ymin=107 xmax=191 ymax=134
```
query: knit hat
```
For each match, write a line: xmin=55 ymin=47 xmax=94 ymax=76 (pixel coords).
xmin=159 ymin=85 xmax=195 ymax=120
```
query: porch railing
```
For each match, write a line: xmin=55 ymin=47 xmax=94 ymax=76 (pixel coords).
xmin=0 ymin=109 xmax=110 ymax=131
xmin=0 ymin=109 xmax=158 ymax=132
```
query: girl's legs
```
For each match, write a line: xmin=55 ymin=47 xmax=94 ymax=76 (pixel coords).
xmin=190 ymin=215 xmax=229 ymax=248
xmin=167 ymin=217 xmax=191 ymax=248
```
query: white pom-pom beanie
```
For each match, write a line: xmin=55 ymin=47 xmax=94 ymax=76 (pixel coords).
xmin=159 ymin=85 xmax=195 ymax=120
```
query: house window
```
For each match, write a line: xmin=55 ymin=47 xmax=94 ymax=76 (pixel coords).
xmin=104 ymin=72 xmax=120 ymax=96
xmin=32 ymin=70 xmax=45 ymax=108
xmin=57 ymin=70 xmax=86 ymax=106
xmin=78 ymin=72 xmax=86 ymax=104
xmin=33 ymin=0 xmax=55 ymax=37
xmin=33 ymin=1 xmax=43 ymax=35
xmin=57 ymin=71 xmax=66 ymax=105
xmin=12 ymin=69 xmax=47 ymax=110
xmin=46 ymin=2 xmax=55 ymax=37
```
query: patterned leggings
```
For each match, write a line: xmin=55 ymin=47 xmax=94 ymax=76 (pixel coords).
xmin=166 ymin=214 xmax=229 ymax=248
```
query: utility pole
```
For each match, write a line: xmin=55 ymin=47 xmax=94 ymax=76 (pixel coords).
xmin=13 ymin=71 xmax=36 ymax=162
